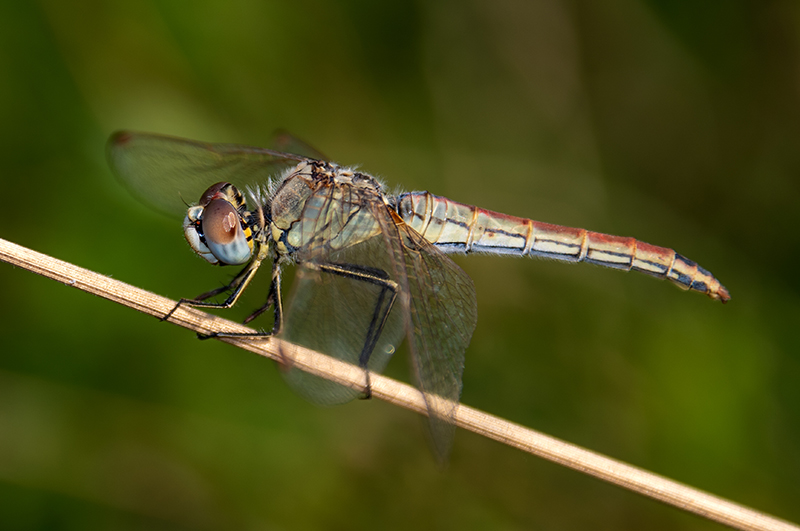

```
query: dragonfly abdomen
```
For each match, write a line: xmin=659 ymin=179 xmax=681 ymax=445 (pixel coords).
xmin=396 ymin=191 xmax=730 ymax=303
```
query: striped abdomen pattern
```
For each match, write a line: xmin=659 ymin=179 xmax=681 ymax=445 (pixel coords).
xmin=396 ymin=191 xmax=730 ymax=303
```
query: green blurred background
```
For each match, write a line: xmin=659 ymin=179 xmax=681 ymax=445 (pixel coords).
xmin=1 ymin=1 xmax=798 ymax=529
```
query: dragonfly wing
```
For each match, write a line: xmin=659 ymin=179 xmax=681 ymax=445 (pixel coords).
xmin=278 ymin=184 xmax=407 ymax=405
xmin=277 ymin=175 xmax=476 ymax=460
xmin=281 ymin=180 xmax=477 ymax=460
xmin=107 ymin=131 xmax=307 ymax=217
xmin=269 ymin=129 xmax=329 ymax=161
xmin=376 ymin=210 xmax=478 ymax=462
xmin=280 ymin=235 xmax=407 ymax=405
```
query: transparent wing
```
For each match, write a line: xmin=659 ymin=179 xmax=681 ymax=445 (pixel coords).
xmin=107 ymin=130 xmax=308 ymax=217
xmin=278 ymin=181 xmax=477 ymax=460
xmin=280 ymin=234 xmax=407 ymax=406
xmin=279 ymin=180 xmax=406 ymax=404
xmin=270 ymin=129 xmax=329 ymax=161
xmin=377 ymin=210 xmax=477 ymax=462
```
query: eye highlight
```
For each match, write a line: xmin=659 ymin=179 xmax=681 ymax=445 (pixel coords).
xmin=203 ymin=199 xmax=240 ymax=244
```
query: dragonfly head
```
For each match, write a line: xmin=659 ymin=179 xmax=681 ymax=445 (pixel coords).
xmin=183 ymin=182 xmax=254 ymax=266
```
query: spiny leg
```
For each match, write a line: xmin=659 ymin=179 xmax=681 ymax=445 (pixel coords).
xmin=198 ymin=262 xmax=284 ymax=340
xmin=243 ymin=262 xmax=284 ymax=333
xmin=193 ymin=281 xmax=236 ymax=302
xmin=301 ymin=261 xmax=399 ymax=400
xmin=197 ymin=259 xmax=398 ymax=401
xmin=161 ymin=256 xmax=265 ymax=323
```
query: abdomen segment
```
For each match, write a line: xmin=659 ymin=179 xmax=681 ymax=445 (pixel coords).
xmin=396 ymin=191 xmax=730 ymax=303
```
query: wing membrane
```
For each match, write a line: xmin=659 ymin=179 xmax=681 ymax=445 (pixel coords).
xmin=377 ymin=211 xmax=477 ymax=462
xmin=270 ymin=129 xmax=329 ymax=161
xmin=278 ymin=177 xmax=477 ymax=460
xmin=280 ymin=234 xmax=407 ymax=405
xmin=107 ymin=131 xmax=307 ymax=217
xmin=279 ymin=180 xmax=406 ymax=404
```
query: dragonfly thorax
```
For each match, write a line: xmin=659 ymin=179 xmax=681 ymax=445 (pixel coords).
xmin=269 ymin=161 xmax=387 ymax=259
xmin=184 ymin=181 xmax=258 ymax=266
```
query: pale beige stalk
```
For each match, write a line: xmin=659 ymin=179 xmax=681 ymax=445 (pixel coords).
xmin=0 ymin=237 xmax=793 ymax=531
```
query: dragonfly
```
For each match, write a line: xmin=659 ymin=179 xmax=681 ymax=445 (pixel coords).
xmin=108 ymin=131 xmax=730 ymax=461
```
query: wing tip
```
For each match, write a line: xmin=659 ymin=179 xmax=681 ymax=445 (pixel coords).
xmin=108 ymin=130 xmax=135 ymax=148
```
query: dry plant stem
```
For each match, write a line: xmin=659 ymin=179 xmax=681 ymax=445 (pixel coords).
xmin=0 ymin=236 xmax=795 ymax=531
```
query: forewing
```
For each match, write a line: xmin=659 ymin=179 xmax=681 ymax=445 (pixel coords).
xmin=376 ymin=209 xmax=478 ymax=463
xmin=107 ymin=131 xmax=307 ymax=217
xmin=279 ymin=185 xmax=406 ymax=405
xmin=270 ymin=129 xmax=329 ymax=161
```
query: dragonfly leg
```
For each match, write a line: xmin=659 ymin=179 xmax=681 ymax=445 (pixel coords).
xmin=161 ymin=256 xmax=265 ymax=324
xmin=193 ymin=282 xmax=234 ymax=302
xmin=243 ymin=262 xmax=284 ymax=333
xmin=308 ymin=261 xmax=399 ymax=400
xmin=198 ymin=264 xmax=287 ymax=341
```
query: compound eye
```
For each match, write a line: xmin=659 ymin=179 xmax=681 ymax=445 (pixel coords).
xmin=203 ymin=199 xmax=239 ymax=243
xmin=184 ymin=209 xmax=218 ymax=264
xmin=199 ymin=182 xmax=230 ymax=207
xmin=202 ymin=199 xmax=252 ymax=265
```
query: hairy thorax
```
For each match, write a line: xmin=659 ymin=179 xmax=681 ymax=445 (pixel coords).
xmin=270 ymin=161 xmax=388 ymax=258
